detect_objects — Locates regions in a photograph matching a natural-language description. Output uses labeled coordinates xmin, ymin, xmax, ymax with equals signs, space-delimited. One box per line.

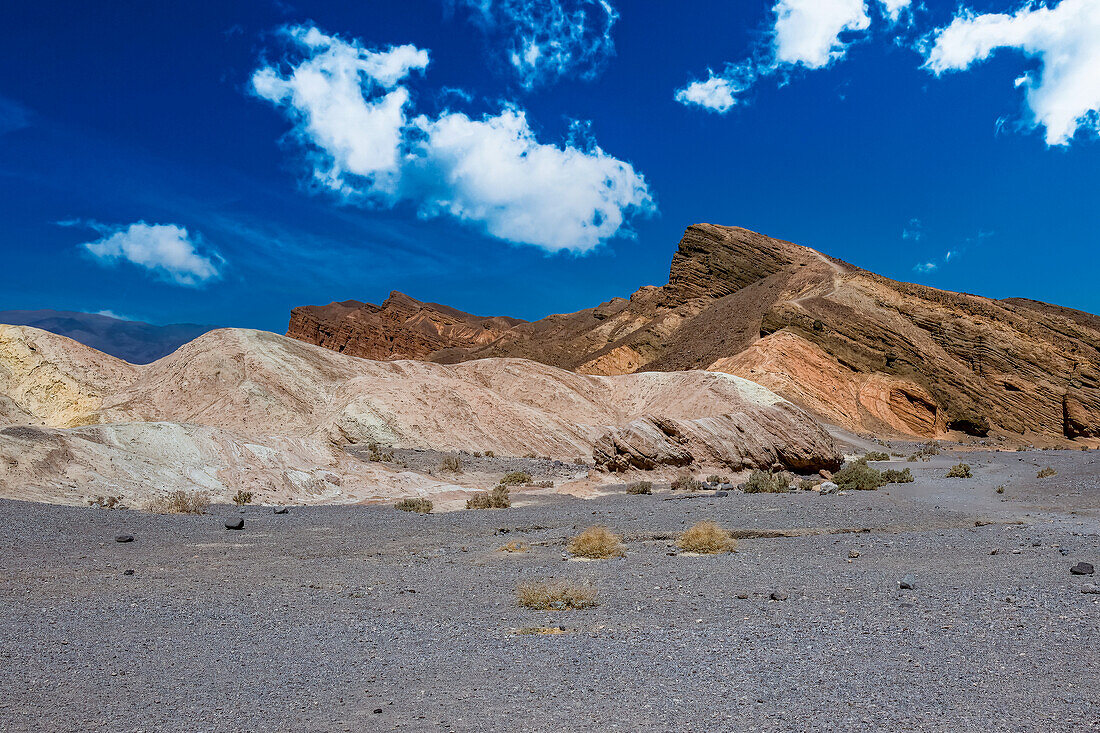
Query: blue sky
xmin=1 ymin=0 xmax=1097 ymax=331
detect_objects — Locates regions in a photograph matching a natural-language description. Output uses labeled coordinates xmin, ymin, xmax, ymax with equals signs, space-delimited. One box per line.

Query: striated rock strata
xmin=287 ymin=224 xmax=1100 ymax=443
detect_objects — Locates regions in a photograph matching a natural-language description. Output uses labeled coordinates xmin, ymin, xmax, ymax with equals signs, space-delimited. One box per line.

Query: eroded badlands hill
xmin=288 ymin=225 xmax=1100 ymax=443
xmin=0 ymin=325 xmax=840 ymax=505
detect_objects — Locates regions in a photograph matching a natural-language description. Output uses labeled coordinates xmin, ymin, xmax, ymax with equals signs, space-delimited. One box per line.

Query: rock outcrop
xmin=593 ymin=408 xmax=843 ymax=474
xmin=286 ymin=224 xmax=1100 ymax=444
xmin=286 ymin=292 xmax=524 ymax=361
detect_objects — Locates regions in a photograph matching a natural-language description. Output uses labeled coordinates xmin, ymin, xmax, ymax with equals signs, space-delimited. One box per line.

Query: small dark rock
xmin=770 ymin=591 xmax=788 ymax=601
xmin=123 ymin=569 xmax=134 ymax=576
xmin=736 ymin=592 xmax=749 ymax=599
xmin=1081 ymin=583 xmax=1100 ymax=594
xmin=373 ymin=709 xmax=383 ymax=714
xmin=899 ymin=574 xmax=916 ymax=590
xmin=1070 ymin=562 xmax=1094 ymax=576
xmin=225 ymin=518 xmax=244 ymax=530
xmin=273 ymin=506 xmax=289 ymax=514
xmin=714 ymin=490 xmax=728 ymax=497
xmin=115 ymin=535 xmax=134 ymax=543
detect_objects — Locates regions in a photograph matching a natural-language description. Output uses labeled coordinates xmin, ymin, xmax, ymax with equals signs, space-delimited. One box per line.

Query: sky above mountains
xmin=1 ymin=0 xmax=1098 ymax=332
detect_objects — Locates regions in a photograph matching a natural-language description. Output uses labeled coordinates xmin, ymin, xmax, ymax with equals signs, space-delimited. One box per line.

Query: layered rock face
xmin=286 ymin=292 xmax=524 ymax=361
xmin=286 ymin=224 xmax=1100 ymax=443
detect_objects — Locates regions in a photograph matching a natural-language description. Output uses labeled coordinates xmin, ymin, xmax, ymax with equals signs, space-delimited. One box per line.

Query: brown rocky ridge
xmin=287 ymin=224 xmax=1100 ymax=444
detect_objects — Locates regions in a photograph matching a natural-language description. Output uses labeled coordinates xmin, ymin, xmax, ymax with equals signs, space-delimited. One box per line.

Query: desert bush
xmin=466 ymin=485 xmax=511 ymax=509
xmin=911 ymin=442 xmax=941 ymax=461
xmin=365 ymin=442 xmax=394 ymax=462
xmin=678 ymin=521 xmax=737 ymax=554
xmin=799 ymin=478 xmax=819 ymax=491
xmin=1036 ymin=467 xmax=1057 ymax=478
xmin=440 ymin=456 xmax=463 ymax=473
xmin=523 ymin=452 xmax=538 ymax=459
xmin=568 ymin=526 xmax=625 ymax=559
xmin=706 ymin=474 xmax=728 ymax=484
xmin=231 ymin=489 xmax=254 ymax=507
xmin=626 ymin=480 xmax=652 ymax=495
xmin=946 ymin=463 xmax=972 ymax=478
xmin=996 ymin=484 xmax=1005 ymax=494
xmin=516 ymin=579 xmax=598 ymax=610
xmin=500 ymin=541 xmax=529 ymax=553
xmin=395 ymin=497 xmax=433 ymax=513
xmin=473 ymin=451 xmax=482 ymax=458
xmin=906 ymin=454 xmax=918 ymax=462
xmin=500 ymin=471 xmax=532 ymax=486
xmin=88 ymin=495 xmax=123 ymax=509
xmin=743 ymin=469 xmax=792 ymax=493
xmin=833 ymin=461 xmax=885 ymax=491
xmin=671 ymin=475 xmax=703 ymax=491
xmin=531 ymin=480 xmax=554 ymax=488
xmin=574 ymin=457 xmax=587 ymax=465
xmin=145 ymin=490 xmax=210 ymax=514
xmin=882 ymin=468 xmax=914 ymax=484
xmin=484 ymin=450 xmax=495 ymax=458
xmin=864 ymin=451 xmax=890 ymax=462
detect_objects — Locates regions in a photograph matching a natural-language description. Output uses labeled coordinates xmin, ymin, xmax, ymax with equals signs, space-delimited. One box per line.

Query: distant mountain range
xmin=0 ymin=309 xmax=214 ymax=364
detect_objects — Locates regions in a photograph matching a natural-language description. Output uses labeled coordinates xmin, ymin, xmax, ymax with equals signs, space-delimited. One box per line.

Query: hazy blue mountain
xmin=0 ymin=309 xmax=214 ymax=364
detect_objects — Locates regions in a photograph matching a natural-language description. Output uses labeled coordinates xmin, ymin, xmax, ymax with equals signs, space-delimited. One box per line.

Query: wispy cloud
xmin=455 ymin=0 xmax=618 ymax=89
xmin=913 ymin=261 xmax=937 ymax=273
xmin=902 ymin=217 xmax=922 ymax=241
xmin=923 ymin=0 xmax=1100 ymax=146
xmin=676 ymin=0 xmax=912 ymax=112
xmin=251 ymin=24 xmax=653 ymax=253
xmin=67 ymin=221 xmax=223 ymax=286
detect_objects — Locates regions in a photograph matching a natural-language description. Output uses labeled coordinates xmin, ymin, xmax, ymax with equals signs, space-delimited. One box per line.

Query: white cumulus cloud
xmin=78 ymin=222 xmax=222 ymax=286
xmin=252 ymin=27 xmax=428 ymax=198
xmin=676 ymin=0 xmax=911 ymax=112
xmin=457 ymin=0 xmax=618 ymax=89
xmin=252 ymin=24 xmax=652 ymax=253
xmin=674 ymin=67 xmax=755 ymax=113
xmin=924 ymin=0 xmax=1100 ymax=146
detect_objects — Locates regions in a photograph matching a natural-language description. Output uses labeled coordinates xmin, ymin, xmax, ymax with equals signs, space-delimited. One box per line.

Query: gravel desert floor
xmin=1 ymin=447 xmax=1098 ymax=732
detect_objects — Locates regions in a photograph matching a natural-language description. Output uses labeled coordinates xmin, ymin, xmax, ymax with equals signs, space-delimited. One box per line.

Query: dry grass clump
xmin=882 ymin=468 xmax=914 ymax=484
xmin=395 ymin=497 xmax=433 ymax=513
xmin=677 ymin=521 xmax=737 ymax=554
xmin=946 ymin=463 xmax=972 ymax=478
xmin=516 ymin=579 xmax=598 ymax=610
xmin=706 ymin=474 xmax=729 ymax=484
xmin=834 ymin=460 xmax=886 ymax=490
xmin=440 ymin=456 xmax=463 ymax=473
xmin=88 ymin=495 xmax=123 ymax=509
xmin=466 ymin=484 xmax=511 ymax=509
xmin=232 ymin=489 xmax=254 ymax=507
xmin=1036 ymin=467 xmax=1057 ymax=478
xmin=500 ymin=471 xmax=532 ymax=486
xmin=568 ymin=526 xmax=625 ymax=559
xmin=671 ymin=475 xmax=703 ymax=491
xmin=910 ymin=442 xmax=941 ymax=462
xmin=744 ymin=469 xmax=792 ymax=493
xmin=626 ymin=480 xmax=652 ymax=495
xmin=365 ymin=442 xmax=394 ymax=462
xmin=864 ymin=451 xmax=890 ymax=462
xmin=145 ymin=490 xmax=210 ymax=515
xmin=484 ymin=450 xmax=495 ymax=458
xmin=500 ymin=540 xmax=529 ymax=553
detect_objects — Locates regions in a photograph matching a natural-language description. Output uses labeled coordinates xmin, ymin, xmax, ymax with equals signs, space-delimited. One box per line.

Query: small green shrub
xmin=799 ymin=478 xmax=819 ymax=491
xmin=743 ymin=470 xmax=791 ymax=493
xmin=626 ymin=481 xmax=652 ymax=495
xmin=882 ymin=468 xmax=914 ymax=484
xmin=1036 ymin=467 xmax=1057 ymax=478
xmin=500 ymin=471 xmax=531 ymax=486
xmin=232 ymin=489 xmax=254 ymax=507
xmin=833 ymin=461 xmax=885 ymax=491
xmin=466 ymin=485 xmax=511 ymax=509
xmin=946 ymin=463 xmax=972 ymax=478
xmin=671 ymin=475 xmax=703 ymax=491
xmin=395 ymin=497 xmax=433 ymax=513
xmin=864 ymin=451 xmax=890 ymax=462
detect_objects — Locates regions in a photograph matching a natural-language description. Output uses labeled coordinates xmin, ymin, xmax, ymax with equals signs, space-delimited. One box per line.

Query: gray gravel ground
xmin=1 ymin=448 xmax=1098 ymax=732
